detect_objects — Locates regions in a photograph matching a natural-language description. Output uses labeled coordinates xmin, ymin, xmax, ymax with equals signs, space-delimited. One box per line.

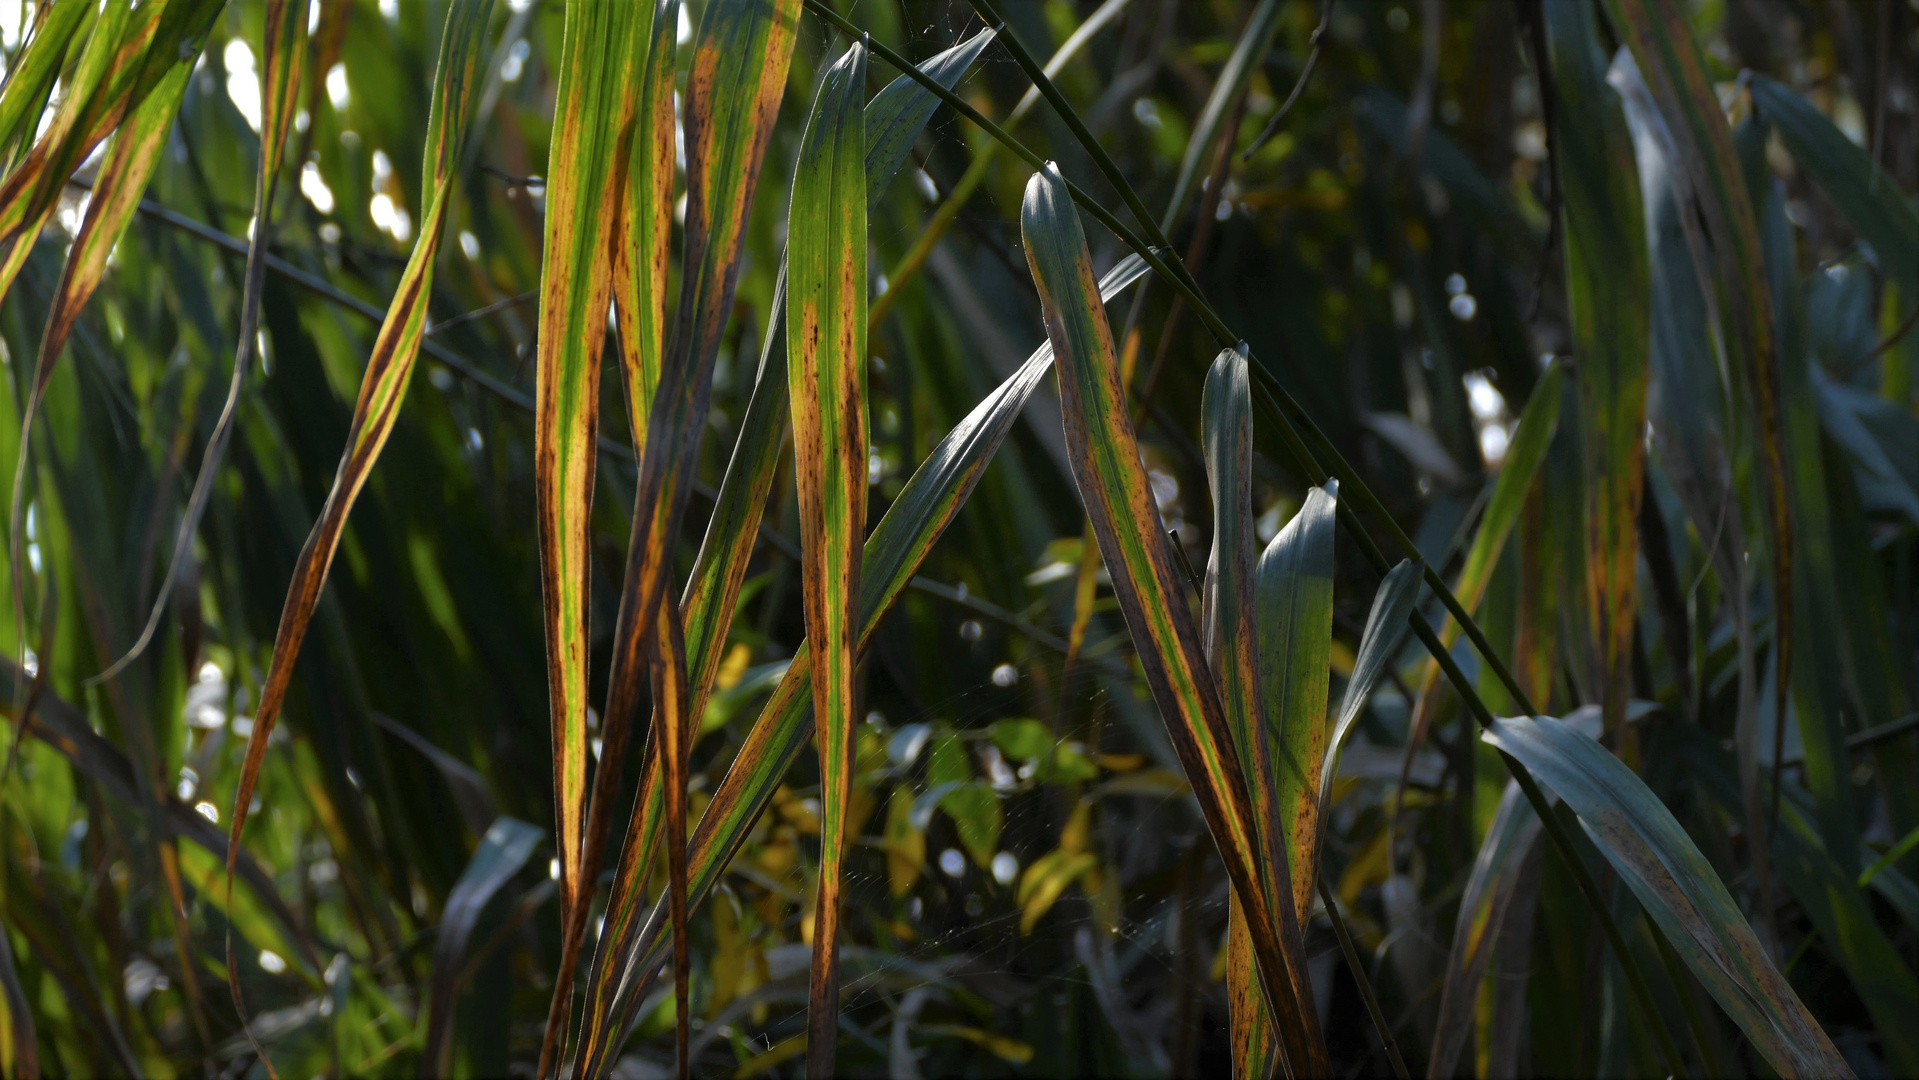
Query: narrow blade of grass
xmin=609 ymin=0 xmax=681 ymax=452
xmin=422 ymin=818 xmax=544 ymax=1075
xmin=217 ymin=0 xmax=492 ymax=1006
xmin=540 ymin=1 xmax=671 ymax=1069
xmin=0 ymin=0 xmax=94 ymax=167
xmin=568 ymin=35 xmax=999 ymax=1076
xmin=1599 ymin=0 xmax=1794 ymax=777
xmin=593 ymin=1 xmax=800 ymax=842
xmin=785 ymin=41 xmax=868 ymax=1079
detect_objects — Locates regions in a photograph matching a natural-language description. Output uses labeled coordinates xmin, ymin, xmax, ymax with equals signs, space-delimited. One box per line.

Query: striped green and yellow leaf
xmin=566 ymin=30 xmax=995 ymax=1076
xmin=1200 ymin=343 xmax=1280 ymax=1080
xmin=223 ymin=0 xmax=491 ymax=934
xmin=784 ymin=39 xmax=868 ymax=1078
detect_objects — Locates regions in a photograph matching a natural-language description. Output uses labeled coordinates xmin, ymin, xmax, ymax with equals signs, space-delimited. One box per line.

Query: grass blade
xmin=570 ymin=7 xmax=801 ymax=1054
xmin=609 ymin=0 xmax=680 ymax=451
xmin=573 ymin=254 xmax=1150 ymax=1079
xmin=1744 ymin=126 xmax=1861 ymax=875
xmin=1545 ymin=0 xmax=1650 ymax=751
xmin=594 ymin=0 xmax=800 ymax=838
xmin=7 ymin=0 xmax=220 ymax=688
xmin=567 ymin=36 xmax=999 ymax=1075
xmin=1483 ymin=714 xmax=1852 ymax=1078
xmin=1200 ymin=344 xmax=1278 ymax=1080
xmin=1258 ymin=482 xmax=1338 ymax=925
xmin=653 ymin=595 xmax=694 ymax=1080
xmin=1021 ymin=162 xmax=1325 ymax=1076
xmin=0 ymin=894 xmax=36 ymax=1080
xmin=0 ymin=0 xmax=218 ymax=299
xmin=533 ymin=0 xmax=647 ymax=1045
xmin=219 ymin=0 xmax=493 ymax=989
xmin=1162 ymin=0 xmax=1285 ymax=233
xmin=0 ymin=0 xmax=93 ymax=168
xmin=785 ymin=41 xmax=868 ymax=1079
xmin=539 ymin=1 xmax=672 ymax=1068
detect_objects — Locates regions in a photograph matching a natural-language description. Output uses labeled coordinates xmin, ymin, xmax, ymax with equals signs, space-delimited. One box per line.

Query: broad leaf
xmin=1483 ymin=715 xmax=1852 ymax=1078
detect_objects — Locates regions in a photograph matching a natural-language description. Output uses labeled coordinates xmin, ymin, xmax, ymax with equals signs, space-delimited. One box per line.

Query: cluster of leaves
xmin=0 ymin=0 xmax=1914 ymax=1077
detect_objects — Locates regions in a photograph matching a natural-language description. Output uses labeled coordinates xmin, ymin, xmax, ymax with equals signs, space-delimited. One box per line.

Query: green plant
xmin=0 ymin=0 xmax=1914 ymax=1076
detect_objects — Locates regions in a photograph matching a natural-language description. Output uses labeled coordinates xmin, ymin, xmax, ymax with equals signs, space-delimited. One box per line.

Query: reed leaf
xmin=220 ymin=0 xmax=492 ymax=984
xmin=1021 ymin=161 xmax=1325 ymax=1076
xmin=784 ymin=39 xmax=868 ymax=1077
xmin=572 ymin=253 xmax=1150 ymax=1080
xmin=1483 ymin=714 xmax=1851 ymax=1078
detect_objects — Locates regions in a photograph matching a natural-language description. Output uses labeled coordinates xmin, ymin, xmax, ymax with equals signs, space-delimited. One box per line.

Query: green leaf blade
xmin=1483 ymin=715 xmax=1852 ymax=1078
xmin=784 ymin=40 xmax=868 ymax=1079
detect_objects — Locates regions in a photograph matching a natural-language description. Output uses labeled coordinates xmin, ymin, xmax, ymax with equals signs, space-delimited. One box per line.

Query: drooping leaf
xmin=219 ymin=0 xmax=492 ymax=992
xmin=1021 ymin=161 xmax=1325 ymax=1075
xmin=784 ymin=40 xmax=868 ymax=1079
xmin=1482 ymin=714 xmax=1852 ymax=1078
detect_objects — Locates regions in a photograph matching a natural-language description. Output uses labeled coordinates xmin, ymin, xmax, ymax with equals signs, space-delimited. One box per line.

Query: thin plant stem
xmin=1318 ymin=876 xmax=1411 ymax=1080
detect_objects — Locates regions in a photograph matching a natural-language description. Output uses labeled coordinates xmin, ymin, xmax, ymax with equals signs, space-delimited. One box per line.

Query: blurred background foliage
xmin=0 ymin=0 xmax=1914 ymax=1076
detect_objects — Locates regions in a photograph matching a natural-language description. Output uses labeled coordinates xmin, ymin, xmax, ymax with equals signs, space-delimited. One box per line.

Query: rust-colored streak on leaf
xmin=653 ymin=593 xmax=694 ymax=1080
xmin=596 ymin=0 xmax=799 ymax=774
xmin=532 ymin=0 xmax=652 ymax=1073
